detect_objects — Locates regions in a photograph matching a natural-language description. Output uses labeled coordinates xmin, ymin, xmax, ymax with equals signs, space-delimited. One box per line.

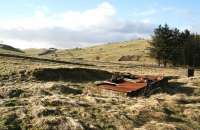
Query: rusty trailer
xmin=96 ymin=74 xmax=168 ymax=96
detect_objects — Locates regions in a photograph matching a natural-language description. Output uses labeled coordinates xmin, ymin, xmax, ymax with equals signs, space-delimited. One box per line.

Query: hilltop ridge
xmin=0 ymin=43 xmax=24 ymax=54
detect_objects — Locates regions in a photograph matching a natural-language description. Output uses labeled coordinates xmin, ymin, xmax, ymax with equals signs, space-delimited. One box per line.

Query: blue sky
xmin=0 ymin=0 xmax=199 ymax=48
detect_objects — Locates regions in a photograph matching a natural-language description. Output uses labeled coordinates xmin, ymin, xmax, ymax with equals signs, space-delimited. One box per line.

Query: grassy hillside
xmin=24 ymin=39 xmax=156 ymax=64
xmin=0 ymin=44 xmax=24 ymax=55
xmin=24 ymin=48 xmax=47 ymax=56
xmin=1 ymin=40 xmax=200 ymax=130
xmin=59 ymin=40 xmax=151 ymax=61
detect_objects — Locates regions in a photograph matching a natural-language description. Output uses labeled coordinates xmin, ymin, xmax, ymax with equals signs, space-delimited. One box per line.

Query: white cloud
xmin=0 ymin=2 xmax=154 ymax=49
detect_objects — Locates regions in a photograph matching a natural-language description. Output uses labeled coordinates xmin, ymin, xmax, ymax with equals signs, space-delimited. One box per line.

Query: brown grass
xmin=0 ymin=40 xmax=200 ymax=130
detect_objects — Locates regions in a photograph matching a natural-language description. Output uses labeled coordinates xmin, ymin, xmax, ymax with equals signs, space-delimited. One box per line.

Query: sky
xmin=0 ymin=0 xmax=199 ymax=48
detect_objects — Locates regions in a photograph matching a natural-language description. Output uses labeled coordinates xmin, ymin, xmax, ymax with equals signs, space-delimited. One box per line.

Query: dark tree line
xmin=150 ymin=24 xmax=200 ymax=67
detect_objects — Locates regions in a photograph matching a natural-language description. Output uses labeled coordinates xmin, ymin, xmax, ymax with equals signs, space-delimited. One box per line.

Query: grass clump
xmin=0 ymin=113 xmax=21 ymax=130
xmin=2 ymin=99 xmax=27 ymax=107
xmin=32 ymin=116 xmax=84 ymax=130
xmin=49 ymin=84 xmax=82 ymax=95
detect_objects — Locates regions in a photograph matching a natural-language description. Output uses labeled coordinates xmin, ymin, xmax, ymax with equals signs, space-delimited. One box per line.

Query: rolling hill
xmin=0 ymin=40 xmax=154 ymax=64
xmin=24 ymin=39 xmax=156 ymax=64
xmin=0 ymin=44 xmax=24 ymax=55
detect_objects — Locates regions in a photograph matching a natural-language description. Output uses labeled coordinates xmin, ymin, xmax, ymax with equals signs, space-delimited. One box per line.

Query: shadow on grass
xmin=31 ymin=68 xmax=112 ymax=83
xmin=154 ymin=82 xmax=195 ymax=96
xmin=49 ymin=84 xmax=83 ymax=95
